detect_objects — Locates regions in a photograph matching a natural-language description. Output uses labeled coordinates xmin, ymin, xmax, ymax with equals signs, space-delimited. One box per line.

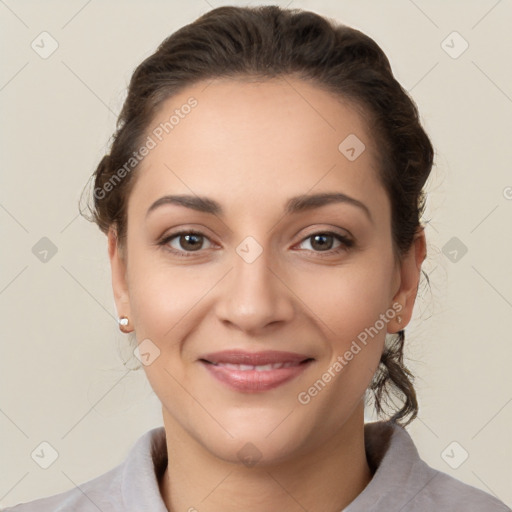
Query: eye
xmin=158 ymin=229 xmax=353 ymax=258
xmin=296 ymin=231 xmax=353 ymax=255
xmin=159 ymin=230 xmax=214 ymax=257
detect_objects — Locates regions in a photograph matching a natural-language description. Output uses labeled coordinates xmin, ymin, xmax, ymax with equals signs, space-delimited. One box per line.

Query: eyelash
xmin=157 ymin=230 xmax=354 ymax=258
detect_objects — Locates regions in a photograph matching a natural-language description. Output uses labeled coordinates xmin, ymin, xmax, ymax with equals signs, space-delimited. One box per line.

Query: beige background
xmin=1 ymin=0 xmax=511 ymax=508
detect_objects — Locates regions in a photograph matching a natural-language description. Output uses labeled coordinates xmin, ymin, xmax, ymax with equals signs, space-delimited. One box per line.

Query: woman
xmin=5 ymin=5 xmax=510 ymax=511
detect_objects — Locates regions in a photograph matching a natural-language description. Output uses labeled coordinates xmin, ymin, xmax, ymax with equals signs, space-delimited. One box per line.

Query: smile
xmin=209 ymin=361 xmax=302 ymax=371
xmin=199 ymin=350 xmax=314 ymax=392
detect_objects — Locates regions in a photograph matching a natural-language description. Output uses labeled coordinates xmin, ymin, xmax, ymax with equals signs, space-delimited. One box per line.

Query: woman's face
xmin=109 ymin=76 xmax=424 ymax=464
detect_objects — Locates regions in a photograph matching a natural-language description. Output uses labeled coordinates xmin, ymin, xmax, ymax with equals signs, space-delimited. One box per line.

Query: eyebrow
xmin=145 ymin=192 xmax=373 ymax=223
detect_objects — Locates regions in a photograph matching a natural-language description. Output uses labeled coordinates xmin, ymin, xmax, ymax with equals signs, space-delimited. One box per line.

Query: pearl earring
xmin=118 ymin=316 xmax=130 ymax=332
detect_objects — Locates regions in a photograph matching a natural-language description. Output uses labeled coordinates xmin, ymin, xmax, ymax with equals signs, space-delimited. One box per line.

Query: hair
xmin=80 ymin=5 xmax=434 ymax=427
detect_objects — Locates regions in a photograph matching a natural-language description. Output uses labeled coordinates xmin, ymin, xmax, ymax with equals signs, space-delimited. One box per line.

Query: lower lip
xmin=201 ymin=360 xmax=313 ymax=392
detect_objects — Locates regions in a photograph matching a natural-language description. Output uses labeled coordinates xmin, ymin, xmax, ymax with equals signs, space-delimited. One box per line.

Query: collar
xmin=119 ymin=421 xmax=427 ymax=511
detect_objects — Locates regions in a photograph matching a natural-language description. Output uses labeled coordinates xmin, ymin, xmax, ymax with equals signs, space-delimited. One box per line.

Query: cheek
xmin=292 ymin=249 xmax=395 ymax=401
xmin=126 ymin=246 xmax=210 ymax=340
xmin=294 ymin=258 xmax=395 ymax=344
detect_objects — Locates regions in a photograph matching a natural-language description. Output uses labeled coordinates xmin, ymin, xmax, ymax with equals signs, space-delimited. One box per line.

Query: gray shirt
xmin=3 ymin=421 xmax=510 ymax=511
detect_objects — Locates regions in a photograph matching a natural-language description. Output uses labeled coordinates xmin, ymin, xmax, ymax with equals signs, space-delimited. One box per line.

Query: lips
xmin=199 ymin=350 xmax=314 ymax=392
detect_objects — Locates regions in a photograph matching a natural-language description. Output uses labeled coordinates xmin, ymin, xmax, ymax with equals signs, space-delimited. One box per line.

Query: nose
xmin=214 ymin=243 xmax=295 ymax=335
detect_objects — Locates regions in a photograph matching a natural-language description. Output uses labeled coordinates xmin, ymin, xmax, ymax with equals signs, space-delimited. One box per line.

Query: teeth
xmin=254 ymin=364 xmax=274 ymax=371
xmin=216 ymin=362 xmax=297 ymax=371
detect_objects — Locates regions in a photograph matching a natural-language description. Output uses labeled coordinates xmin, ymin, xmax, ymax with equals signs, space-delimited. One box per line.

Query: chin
xmin=205 ymin=432 xmax=310 ymax=468
xmin=195 ymin=406 xmax=321 ymax=467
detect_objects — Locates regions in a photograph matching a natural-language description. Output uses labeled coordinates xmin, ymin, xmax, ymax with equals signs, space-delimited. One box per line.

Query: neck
xmin=159 ymin=404 xmax=373 ymax=512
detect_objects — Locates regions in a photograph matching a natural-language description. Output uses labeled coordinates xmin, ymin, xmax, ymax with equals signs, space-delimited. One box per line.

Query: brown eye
xmin=159 ymin=231 xmax=214 ymax=257
xmin=309 ymin=233 xmax=335 ymax=251
xmin=176 ymin=233 xmax=204 ymax=251
xmin=297 ymin=231 xmax=353 ymax=255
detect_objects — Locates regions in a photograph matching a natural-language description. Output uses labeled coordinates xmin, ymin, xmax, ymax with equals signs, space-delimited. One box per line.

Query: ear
xmin=108 ymin=227 xmax=132 ymax=328
xmin=387 ymin=226 xmax=427 ymax=333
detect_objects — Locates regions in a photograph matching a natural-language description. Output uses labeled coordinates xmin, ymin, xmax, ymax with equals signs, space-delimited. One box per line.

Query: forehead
xmin=127 ymin=76 xmax=389 ymax=222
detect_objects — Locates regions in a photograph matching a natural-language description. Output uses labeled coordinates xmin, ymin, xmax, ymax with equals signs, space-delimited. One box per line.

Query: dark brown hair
xmin=80 ymin=5 xmax=434 ymax=426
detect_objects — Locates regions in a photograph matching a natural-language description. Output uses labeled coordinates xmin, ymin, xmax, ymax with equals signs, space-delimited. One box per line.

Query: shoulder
xmin=1 ymin=464 xmax=122 ymax=512
xmin=345 ymin=421 xmax=511 ymax=511
xmin=407 ymin=462 xmax=511 ymax=511
xmin=1 ymin=426 xmax=168 ymax=512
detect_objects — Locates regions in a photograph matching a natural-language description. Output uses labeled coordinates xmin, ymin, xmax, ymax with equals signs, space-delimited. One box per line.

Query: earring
xmin=397 ymin=315 xmax=402 ymax=325
xmin=118 ymin=316 xmax=130 ymax=333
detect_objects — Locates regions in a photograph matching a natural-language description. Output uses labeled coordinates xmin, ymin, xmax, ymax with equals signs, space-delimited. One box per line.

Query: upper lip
xmin=199 ymin=350 xmax=314 ymax=366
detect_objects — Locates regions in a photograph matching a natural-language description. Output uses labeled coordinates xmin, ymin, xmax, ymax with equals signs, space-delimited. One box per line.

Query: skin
xmin=108 ymin=76 xmax=426 ymax=512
